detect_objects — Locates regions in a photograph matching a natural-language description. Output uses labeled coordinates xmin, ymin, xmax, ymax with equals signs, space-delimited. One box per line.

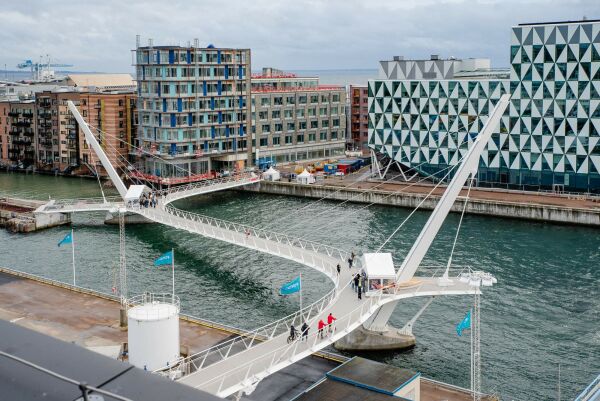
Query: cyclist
xmin=288 ymin=324 xmax=299 ymax=343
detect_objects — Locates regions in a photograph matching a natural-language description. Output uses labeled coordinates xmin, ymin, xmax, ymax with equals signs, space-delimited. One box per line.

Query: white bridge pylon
xmin=36 ymin=98 xmax=509 ymax=398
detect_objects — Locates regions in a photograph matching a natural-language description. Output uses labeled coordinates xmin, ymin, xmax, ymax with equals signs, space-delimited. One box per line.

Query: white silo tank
xmin=127 ymin=293 xmax=180 ymax=371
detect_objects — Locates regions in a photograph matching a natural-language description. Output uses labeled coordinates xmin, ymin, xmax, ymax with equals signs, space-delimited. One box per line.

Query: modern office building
xmin=348 ymin=85 xmax=369 ymax=154
xmin=369 ymin=19 xmax=600 ymax=192
xmin=134 ymin=39 xmax=252 ymax=179
xmin=251 ymin=68 xmax=346 ymax=164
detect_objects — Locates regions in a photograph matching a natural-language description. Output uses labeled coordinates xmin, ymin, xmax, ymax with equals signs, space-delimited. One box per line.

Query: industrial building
xmin=251 ymin=68 xmax=346 ymax=165
xmin=368 ymin=20 xmax=600 ymax=193
xmin=134 ymin=38 xmax=252 ymax=180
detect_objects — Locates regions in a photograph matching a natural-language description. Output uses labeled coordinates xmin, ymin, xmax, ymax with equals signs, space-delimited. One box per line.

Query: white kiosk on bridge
xmin=34 ymin=96 xmax=510 ymax=399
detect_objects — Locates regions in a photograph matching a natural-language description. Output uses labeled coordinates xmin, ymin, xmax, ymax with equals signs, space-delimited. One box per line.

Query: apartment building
xmin=35 ymin=90 xmax=81 ymax=172
xmin=348 ymin=85 xmax=369 ymax=154
xmin=134 ymin=40 xmax=252 ymax=179
xmin=0 ymin=102 xmax=10 ymax=164
xmin=251 ymin=69 xmax=346 ymax=164
xmin=78 ymin=92 xmax=137 ymax=176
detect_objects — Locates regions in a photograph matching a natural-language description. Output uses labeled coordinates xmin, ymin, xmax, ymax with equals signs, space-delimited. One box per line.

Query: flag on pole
xmin=154 ymin=250 xmax=173 ymax=266
xmin=58 ymin=232 xmax=73 ymax=247
xmin=456 ymin=310 xmax=472 ymax=337
xmin=279 ymin=276 xmax=301 ymax=295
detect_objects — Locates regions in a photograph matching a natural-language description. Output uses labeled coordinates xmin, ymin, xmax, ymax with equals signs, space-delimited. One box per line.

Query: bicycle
xmin=287 ymin=329 xmax=300 ymax=344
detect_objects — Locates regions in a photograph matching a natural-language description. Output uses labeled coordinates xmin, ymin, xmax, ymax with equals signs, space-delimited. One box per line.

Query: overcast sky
xmin=1 ymin=0 xmax=599 ymax=73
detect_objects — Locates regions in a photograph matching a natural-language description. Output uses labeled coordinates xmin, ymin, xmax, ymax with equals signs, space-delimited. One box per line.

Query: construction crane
xmin=16 ymin=55 xmax=73 ymax=82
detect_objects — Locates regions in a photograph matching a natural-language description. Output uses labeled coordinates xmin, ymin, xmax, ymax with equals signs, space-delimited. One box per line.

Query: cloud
xmin=1 ymin=0 xmax=599 ymax=73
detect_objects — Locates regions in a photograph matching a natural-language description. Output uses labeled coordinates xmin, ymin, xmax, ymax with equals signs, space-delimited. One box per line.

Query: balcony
xmin=14 ymin=139 xmax=32 ymax=146
xmin=38 ymin=111 xmax=52 ymax=119
xmin=22 ymin=111 xmax=34 ymax=118
xmin=39 ymin=102 xmax=51 ymax=109
xmin=39 ymin=140 xmax=53 ymax=147
xmin=8 ymin=111 xmax=19 ymax=117
xmin=23 ymin=129 xmax=35 ymax=137
xmin=15 ymin=121 xmax=31 ymax=127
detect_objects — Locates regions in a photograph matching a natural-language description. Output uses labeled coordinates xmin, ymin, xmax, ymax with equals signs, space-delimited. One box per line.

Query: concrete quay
xmin=0 ymin=196 xmax=70 ymax=232
xmin=0 ymin=266 xmax=489 ymax=401
xmin=242 ymin=180 xmax=600 ymax=226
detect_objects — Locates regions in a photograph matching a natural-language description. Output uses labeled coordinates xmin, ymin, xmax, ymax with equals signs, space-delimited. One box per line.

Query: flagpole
xmin=299 ymin=273 xmax=303 ymax=319
xmin=71 ymin=228 xmax=76 ymax=286
xmin=470 ymin=306 xmax=474 ymax=398
xmin=171 ymin=248 xmax=175 ymax=302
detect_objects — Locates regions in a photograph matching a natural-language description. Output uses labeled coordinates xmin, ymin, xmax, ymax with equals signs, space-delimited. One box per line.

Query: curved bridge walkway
xmin=36 ymin=173 xmax=477 ymax=398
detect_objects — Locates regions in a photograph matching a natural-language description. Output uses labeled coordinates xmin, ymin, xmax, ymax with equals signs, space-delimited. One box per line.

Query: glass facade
xmin=369 ymin=20 xmax=600 ymax=192
xmin=135 ymin=45 xmax=251 ymax=177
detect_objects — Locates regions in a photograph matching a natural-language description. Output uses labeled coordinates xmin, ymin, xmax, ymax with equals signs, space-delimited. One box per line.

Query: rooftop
xmin=517 ymin=18 xmax=600 ymax=26
xmin=66 ymin=73 xmax=136 ymax=89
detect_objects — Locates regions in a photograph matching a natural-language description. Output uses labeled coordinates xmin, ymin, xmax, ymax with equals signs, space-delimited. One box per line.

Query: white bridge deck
xmin=36 ymin=172 xmax=478 ymax=397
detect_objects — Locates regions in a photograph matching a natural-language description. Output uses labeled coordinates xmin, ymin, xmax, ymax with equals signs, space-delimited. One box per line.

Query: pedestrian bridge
xmin=33 ymin=96 xmax=509 ymax=398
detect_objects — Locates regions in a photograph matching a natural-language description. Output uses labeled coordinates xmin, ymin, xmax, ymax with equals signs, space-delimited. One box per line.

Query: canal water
xmin=0 ymin=171 xmax=598 ymax=400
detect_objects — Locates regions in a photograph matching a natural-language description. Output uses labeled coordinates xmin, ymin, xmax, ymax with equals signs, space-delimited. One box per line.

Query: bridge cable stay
xmin=279 ymin=124 xmax=478 ymax=238
xmin=260 ymin=129 xmax=477 ymax=233
xmin=301 ymin=141 xmax=473 ymax=245
xmin=375 ymin=159 xmax=462 ymax=254
xmin=85 ymin=129 xmax=107 ymax=203
xmin=85 ymin=122 xmax=199 ymax=184
xmin=275 ymin=157 xmax=448 ymax=235
xmin=441 ymin=174 xmax=474 ymax=283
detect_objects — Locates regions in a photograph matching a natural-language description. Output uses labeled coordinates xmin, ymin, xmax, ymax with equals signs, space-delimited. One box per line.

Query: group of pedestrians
xmin=140 ymin=191 xmax=159 ymax=208
xmin=289 ymin=313 xmax=337 ymax=342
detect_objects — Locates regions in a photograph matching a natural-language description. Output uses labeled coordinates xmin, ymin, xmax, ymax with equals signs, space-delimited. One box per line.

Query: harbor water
xmin=0 ymin=171 xmax=598 ymax=400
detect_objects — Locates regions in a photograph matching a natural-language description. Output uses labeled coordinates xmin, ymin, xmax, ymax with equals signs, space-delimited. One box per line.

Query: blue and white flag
xmin=456 ymin=310 xmax=471 ymax=337
xmin=279 ymin=276 xmax=301 ymax=295
xmin=58 ymin=232 xmax=72 ymax=247
xmin=154 ymin=250 xmax=173 ymax=266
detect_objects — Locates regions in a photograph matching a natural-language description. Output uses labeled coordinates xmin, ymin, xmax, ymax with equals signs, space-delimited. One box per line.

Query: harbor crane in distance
xmin=17 ymin=55 xmax=74 ymax=81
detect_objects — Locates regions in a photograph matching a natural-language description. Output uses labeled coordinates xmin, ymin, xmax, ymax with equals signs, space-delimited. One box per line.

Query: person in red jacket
xmin=327 ymin=313 xmax=336 ymax=334
xmin=318 ymin=319 xmax=326 ymax=339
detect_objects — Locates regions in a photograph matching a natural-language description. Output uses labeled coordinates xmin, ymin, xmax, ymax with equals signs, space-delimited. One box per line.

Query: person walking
xmin=357 ymin=277 xmax=363 ymax=299
xmin=317 ymin=319 xmax=326 ymax=339
xmin=347 ymin=256 xmax=353 ymax=269
xmin=358 ymin=285 xmax=362 ymax=300
xmin=353 ymin=273 xmax=360 ymax=292
xmin=301 ymin=321 xmax=309 ymax=341
xmin=327 ymin=313 xmax=336 ymax=334
xmin=336 ymin=264 xmax=341 ymax=275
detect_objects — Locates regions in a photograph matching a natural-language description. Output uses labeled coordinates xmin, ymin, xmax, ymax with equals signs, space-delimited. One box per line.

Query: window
xmin=259 ymin=138 xmax=268 ymax=147
xmin=320 ymin=131 xmax=327 ymax=140
xmin=320 ymin=107 xmax=327 ymax=116
xmin=332 ymin=118 xmax=339 ymax=127
xmin=310 ymin=95 xmax=319 ymax=104
xmin=296 ymin=109 xmax=305 ymax=118
xmin=261 ymin=98 xmax=269 ymax=106
xmin=287 ymin=122 xmax=295 ymax=131
xmin=284 ymin=109 xmax=293 ymax=119
xmin=299 ymin=96 xmax=307 ymax=105
xmin=285 ymin=135 xmax=292 ymax=144
xmin=274 ymin=123 xmax=283 ymax=132
xmin=299 ymin=121 xmax=307 ymax=130
xmin=273 ymin=136 xmax=280 ymax=146
xmin=261 ymin=124 xmax=270 ymax=133
xmin=286 ymin=96 xmax=295 ymax=105
xmin=273 ymin=97 xmax=283 ymax=106
xmin=259 ymin=111 xmax=267 ymax=120
xmin=310 ymin=120 xmax=318 ymax=129
xmin=297 ymin=134 xmax=304 ymax=143
xmin=272 ymin=110 xmax=281 ymax=119
xmin=332 ymin=94 xmax=340 ymax=102
xmin=308 ymin=132 xmax=316 ymax=142
xmin=321 ymin=120 xmax=329 ymax=128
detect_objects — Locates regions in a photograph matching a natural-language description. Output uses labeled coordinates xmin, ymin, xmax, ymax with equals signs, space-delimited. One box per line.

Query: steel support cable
xmin=301 ymin=149 xmax=470 ymax=238
xmin=275 ymin=154 xmax=441 ymax=234
xmin=257 ymin=167 xmax=376 ymax=231
xmin=85 ymin=122 xmax=196 ymax=179
xmin=443 ymin=173 xmax=474 ymax=277
xmin=375 ymin=161 xmax=460 ymax=253
xmin=0 ymin=350 xmax=134 ymax=401
xmin=280 ymin=130 xmax=475 ymax=237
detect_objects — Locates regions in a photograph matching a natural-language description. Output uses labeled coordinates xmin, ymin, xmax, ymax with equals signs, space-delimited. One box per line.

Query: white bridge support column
xmin=336 ymin=94 xmax=511 ymax=352
xmin=67 ymin=101 xmax=128 ymax=200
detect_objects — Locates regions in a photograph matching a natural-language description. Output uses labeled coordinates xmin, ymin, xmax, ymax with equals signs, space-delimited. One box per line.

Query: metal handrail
xmin=192 ymin=278 xmax=436 ymax=397
xmin=159 ymin=172 xmax=260 ymax=202
xmin=575 ymin=373 xmax=600 ymax=401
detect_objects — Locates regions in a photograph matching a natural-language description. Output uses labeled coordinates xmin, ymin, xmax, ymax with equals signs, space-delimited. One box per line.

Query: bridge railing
xmin=157 ymin=204 xmax=350 ymax=262
xmin=39 ymin=196 xmax=123 ymax=212
xmin=194 ymin=279 xmax=428 ymax=397
xmin=159 ymin=172 xmax=260 ymax=203
xmin=156 ymin=281 xmax=345 ymax=378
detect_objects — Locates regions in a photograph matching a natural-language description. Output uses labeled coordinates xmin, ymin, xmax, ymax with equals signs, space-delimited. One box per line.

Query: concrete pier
xmin=334 ymin=324 xmax=416 ymax=351
xmin=243 ymin=180 xmax=600 ymax=226
xmin=0 ymin=197 xmax=70 ymax=232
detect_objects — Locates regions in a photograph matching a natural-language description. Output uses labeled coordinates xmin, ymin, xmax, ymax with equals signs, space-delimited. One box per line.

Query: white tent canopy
xmin=362 ymin=253 xmax=396 ymax=279
xmin=124 ymin=185 xmax=151 ymax=202
xmin=263 ymin=166 xmax=281 ymax=181
xmin=296 ymin=169 xmax=315 ymax=185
